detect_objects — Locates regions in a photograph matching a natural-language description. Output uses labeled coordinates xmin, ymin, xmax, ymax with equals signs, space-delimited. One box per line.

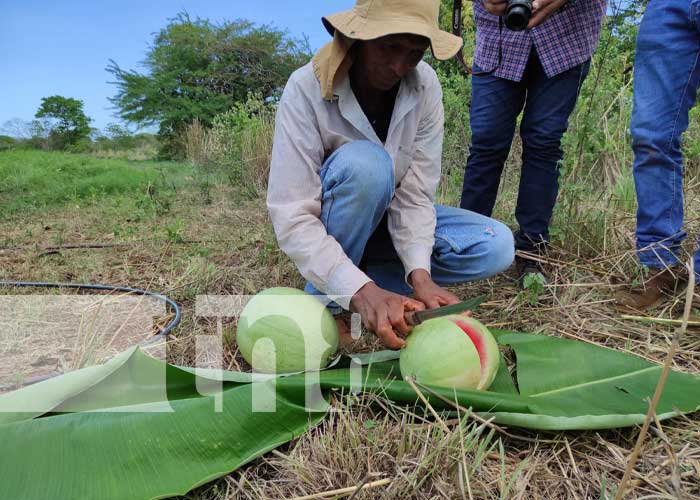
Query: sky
xmin=0 ymin=0 xmax=355 ymax=134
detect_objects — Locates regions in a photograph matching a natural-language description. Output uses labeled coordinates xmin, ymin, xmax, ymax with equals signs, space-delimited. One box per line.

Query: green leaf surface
xmin=0 ymin=348 xmax=326 ymax=500
xmin=491 ymin=330 xmax=700 ymax=423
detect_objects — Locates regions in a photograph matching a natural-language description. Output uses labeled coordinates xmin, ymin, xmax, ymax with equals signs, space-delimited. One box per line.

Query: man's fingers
xmin=527 ymin=11 xmax=547 ymax=28
xmin=527 ymin=0 xmax=564 ymax=28
xmin=438 ymin=294 xmax=461 ymax=306
xmin=376 ymin=322 xmax=406 ymax=349
xmin=425 ymin=299 xmax=441 ymax=309
xmin=388 ymin=305 xmax=411 ymax=337
xmin=372 ymin=307 xmax=404 ymax=349
xmin=361 ymin=307 xmax=377 ymax=335
xmin=404 ymin=298 xmax=426 ymax=311
xmin=484 ymin=0 xmax=507 ymax=15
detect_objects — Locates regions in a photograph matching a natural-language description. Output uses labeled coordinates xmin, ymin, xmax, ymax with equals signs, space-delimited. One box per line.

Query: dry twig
xmin=614 ymin=259 xmax=696 ymax=499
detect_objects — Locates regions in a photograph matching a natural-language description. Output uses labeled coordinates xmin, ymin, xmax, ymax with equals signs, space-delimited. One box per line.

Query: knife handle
xmin=405 ymin=310 xmax=421 ymax=327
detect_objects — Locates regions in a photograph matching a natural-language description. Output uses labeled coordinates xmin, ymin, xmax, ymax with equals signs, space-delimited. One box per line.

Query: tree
xmin=0 ymin=118 xmax=34 ymax=139
xmin=107 ymin=12 xmax=311 ymax=157
xmin=35 ymin=95 xmax=92 ymax=149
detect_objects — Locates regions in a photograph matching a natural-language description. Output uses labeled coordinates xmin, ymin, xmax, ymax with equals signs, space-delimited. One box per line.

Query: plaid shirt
xmin=473 ymin=0 xmax=607 ymax=81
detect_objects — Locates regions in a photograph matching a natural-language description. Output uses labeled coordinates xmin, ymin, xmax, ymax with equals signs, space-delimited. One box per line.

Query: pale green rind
xmin=400 ymin=317 xmax=482 ymax=390
xmin=237 ymin=287 xmax=339 ymax=373
xmin=443 ymin=315 xmax=500 ymax=390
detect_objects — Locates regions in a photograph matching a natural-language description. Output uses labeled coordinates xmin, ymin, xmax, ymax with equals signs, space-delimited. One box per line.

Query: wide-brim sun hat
xmin=321 ymin=0 xmax=463 ymax=61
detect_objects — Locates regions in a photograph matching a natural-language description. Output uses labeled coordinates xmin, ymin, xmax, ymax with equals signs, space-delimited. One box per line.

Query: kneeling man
xmin=267 ymin=0 xmax=514 ymax=349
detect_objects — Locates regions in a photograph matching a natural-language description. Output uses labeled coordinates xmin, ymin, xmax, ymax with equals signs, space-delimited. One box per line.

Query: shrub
xmin=211 ymin=93 xmax=275 ymax=195
xmin=0 ymin=135 xmax=17 ymax=151
xmin=182 ymin=93 xmax=276 ymax=199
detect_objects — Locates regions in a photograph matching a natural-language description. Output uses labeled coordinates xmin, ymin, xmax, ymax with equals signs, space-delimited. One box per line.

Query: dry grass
xmin=183 ymin=109 xmax=274 ymax=199
xmin=237 ymin=112 xmax=274 ymax=196
xmin=1 ymin=151 xmax=699 ymax=498
xmin=184 ymin=119 xmax=224 ymax=170
xmin=92 ymin=143 xmax=158 ymax=161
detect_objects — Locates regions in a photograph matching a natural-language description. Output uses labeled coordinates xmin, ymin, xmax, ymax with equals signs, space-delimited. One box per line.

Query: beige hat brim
xmin=322 ymin=11 xmax=463 ymax=61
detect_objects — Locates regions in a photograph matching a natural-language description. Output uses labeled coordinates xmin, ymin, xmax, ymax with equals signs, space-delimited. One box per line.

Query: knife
xmin=404 ymin=295 xmax=486 ymax=327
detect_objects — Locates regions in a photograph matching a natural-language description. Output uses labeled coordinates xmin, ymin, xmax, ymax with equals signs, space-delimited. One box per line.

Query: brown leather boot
xmin=615 ymin=267 xmax=686 ymax=312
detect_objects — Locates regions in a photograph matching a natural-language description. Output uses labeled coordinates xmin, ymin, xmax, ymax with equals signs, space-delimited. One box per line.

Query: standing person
xmin=616 ymin=0 xmax=700 ymax=310
xmin=267 ymin=0 xmax=515 ymax=350
xmin=460 ymin=0 xmax=606 ymax=285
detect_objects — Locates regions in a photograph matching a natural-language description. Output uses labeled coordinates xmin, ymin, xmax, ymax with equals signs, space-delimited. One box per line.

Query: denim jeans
xmin=460 ymin=50 xmax=590 ymax=253
xmin=631 ymin=0 xmax=700 ymax=276
xmin=304 ymin=140 xmax=514 ymax=304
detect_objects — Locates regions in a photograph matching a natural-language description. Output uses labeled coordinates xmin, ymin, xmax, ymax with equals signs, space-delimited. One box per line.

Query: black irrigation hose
xmin=0 ymin=281 xmax=181 ymax=390
xmin=0 ymin=281 xmax=182 ymax=337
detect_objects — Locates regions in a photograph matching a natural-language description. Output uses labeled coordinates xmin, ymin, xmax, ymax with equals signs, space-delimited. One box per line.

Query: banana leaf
xmin=1 ymin=331 xmax=699 ymax=500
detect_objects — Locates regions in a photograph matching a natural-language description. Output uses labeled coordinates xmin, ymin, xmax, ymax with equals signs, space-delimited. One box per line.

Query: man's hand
xmin=409 ymin=270 xmax=460 ymax=309
xmin=528 ymin=0 xmax=568 ymax=28
xmin=484 ymin=0 xmax=508 ymax=16
xmin=350 ymin=282 xmax=426 ymax=350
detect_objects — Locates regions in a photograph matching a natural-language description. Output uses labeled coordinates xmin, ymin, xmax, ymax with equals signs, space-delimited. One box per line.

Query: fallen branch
xmin=515 ymin=250 xmax=618 ymax=279
xmin=288 ymin=478 xmax=391 ymax=500
xmin=620 ymin=314 xmax=700 ymax=328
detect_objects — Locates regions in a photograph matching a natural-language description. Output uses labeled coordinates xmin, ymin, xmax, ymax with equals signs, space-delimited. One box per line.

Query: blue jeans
xmin=304 ymin=141 xmax=514 ymax=302
xmin=631 ymin=0 xmax=700 ymax=276
xmin=460 ymin=50 xmax=590 ymax=252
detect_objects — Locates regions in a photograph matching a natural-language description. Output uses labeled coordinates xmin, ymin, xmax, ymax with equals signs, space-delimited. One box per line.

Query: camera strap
xmin=451 ymin=0 xmax=473 ymax=74
xmin=452 ymin=0 xmax=503 ymax=77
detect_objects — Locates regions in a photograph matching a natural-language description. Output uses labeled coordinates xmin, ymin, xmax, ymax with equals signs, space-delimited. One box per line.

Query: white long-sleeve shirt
xmin=266 ymin=60 xmax=444 ymax=310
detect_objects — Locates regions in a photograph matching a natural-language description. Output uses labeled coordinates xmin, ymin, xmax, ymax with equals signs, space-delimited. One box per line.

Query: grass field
xmin=1 ymin=148 xmax=699 ymax=499
xmin=0 ymin=149 xmax=194 ymax=217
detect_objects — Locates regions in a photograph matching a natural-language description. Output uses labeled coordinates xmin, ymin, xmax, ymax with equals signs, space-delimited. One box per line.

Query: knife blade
xmin=404 ymin=295 xmax=486 ymax=327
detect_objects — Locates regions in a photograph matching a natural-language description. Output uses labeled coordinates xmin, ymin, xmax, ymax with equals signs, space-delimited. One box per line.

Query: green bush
xmin=182 ymin=93 xmax=275 ymax=200
xmin=211 ymin=93 xmax=275 ymax=191
xmin=92 ymin=125 xmax=159 ymax=160
xmin=0 ymin=135 xmax=17 ymax=151
xmin=35 ymin=95 xmax=92 ymax=150
xmin=435 ymin=66 xmax=471 ymax=204
xmin=66 ymin=137 xmax=94 ymax=154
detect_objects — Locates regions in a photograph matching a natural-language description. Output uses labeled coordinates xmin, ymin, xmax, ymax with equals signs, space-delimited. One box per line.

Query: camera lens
xmin=505 ymin=3 xmax=532 ymax=31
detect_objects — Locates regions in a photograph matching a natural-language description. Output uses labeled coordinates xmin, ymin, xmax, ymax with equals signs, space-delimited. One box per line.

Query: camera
xmin=504 ymin=0 xmax=533 ymax=31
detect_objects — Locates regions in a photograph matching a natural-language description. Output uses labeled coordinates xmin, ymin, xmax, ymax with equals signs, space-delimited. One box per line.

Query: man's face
xmin=356 ymin=34 xmax=430 ymax=91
